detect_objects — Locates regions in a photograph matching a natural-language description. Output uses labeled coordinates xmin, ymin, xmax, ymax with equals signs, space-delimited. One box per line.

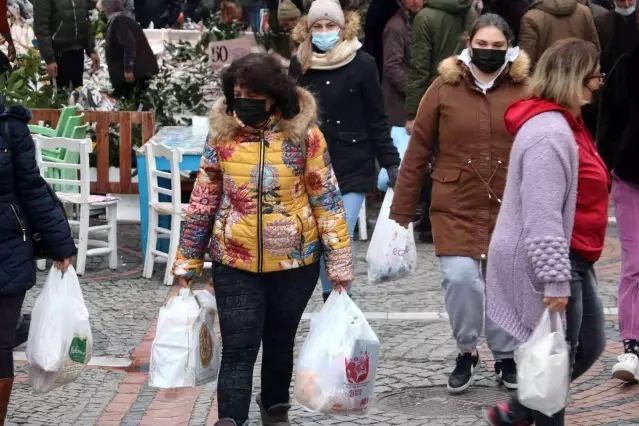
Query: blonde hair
xmin=528 ymin=38 xmax=599 ymax=110
xmin=296 ymin=38 xmax=314 ymax=72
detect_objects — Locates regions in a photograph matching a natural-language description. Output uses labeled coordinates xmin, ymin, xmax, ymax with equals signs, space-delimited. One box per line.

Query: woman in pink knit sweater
xmin=484 ymin=38 xmax=609 ymax=426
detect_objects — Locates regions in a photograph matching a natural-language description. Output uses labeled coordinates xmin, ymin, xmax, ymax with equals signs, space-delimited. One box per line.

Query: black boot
xmin=13 ymin=314 xmax=30 ymax=349
xmin=257 ymin=394 xmax=290 ymax=426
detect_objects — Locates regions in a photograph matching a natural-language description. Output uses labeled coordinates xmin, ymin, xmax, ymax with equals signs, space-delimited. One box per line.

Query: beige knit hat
xmin=307 ymin=0 xmax=345 ymax=28
xmin=278 ymin=0 xmax=302 ymax=21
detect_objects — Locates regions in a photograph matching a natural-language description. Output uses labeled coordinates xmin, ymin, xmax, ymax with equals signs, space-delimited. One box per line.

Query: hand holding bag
xmin=516 ymin=309 xmax=570 ymax=417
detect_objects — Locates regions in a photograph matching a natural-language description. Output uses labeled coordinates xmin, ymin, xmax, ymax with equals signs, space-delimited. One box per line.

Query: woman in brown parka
xmin=390 ymin=14 xmax=530 ymax=394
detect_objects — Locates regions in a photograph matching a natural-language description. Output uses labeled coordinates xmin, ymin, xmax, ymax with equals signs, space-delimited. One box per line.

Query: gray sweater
xmin=486 ymin=111 xmax=579 ymax=343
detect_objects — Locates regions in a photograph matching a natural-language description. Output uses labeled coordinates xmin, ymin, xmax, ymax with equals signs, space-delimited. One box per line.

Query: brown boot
xmin=0 ymin=377 xmax=14 ymax=426
xmin=257 ymin=394 xmax=290 ymax=426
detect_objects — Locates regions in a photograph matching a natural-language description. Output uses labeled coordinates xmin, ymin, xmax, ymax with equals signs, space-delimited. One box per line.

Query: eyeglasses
xmin=587 ymin=73 xmax=606 ymax=82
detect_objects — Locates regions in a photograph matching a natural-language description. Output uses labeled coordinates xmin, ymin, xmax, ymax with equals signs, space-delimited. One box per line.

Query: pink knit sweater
xmin=486 ymin=111 xmax=579 ymax=343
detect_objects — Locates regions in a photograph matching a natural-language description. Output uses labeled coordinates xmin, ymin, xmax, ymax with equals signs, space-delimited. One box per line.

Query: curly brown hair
xmin=221 ymin=53 xmax=300 ymax=120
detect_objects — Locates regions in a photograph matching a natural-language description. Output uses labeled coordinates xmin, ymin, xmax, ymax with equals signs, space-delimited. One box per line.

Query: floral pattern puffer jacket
xmin=173 ymin=88 xmax=353 ymax=282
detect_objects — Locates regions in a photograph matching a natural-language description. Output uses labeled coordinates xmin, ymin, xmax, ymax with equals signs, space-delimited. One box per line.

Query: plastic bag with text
xmin=366 ymin=189 xmax=417 ymax=283
xmin=149 ymin=289 xmax=221 ymax=388
xmin=517 ymin=309 xmax=570 ymax=417
xmin=27 ymin=266 xmax=92 ymax=394
xmin=295 ymin=291 xmax=380 ymax=414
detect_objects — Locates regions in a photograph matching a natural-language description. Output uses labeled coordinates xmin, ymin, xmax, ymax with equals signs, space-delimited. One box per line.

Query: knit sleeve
xmin=520 ymin=139 xmax=572 ymax=298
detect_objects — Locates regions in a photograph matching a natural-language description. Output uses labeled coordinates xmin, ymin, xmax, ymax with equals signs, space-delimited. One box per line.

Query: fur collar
xmin=208 ymin=88 xmax=318 ymax=143
xmin=291 ymin=10 xmax=361 ymax=44
xmin=437 ymin=50 xmax=531 ymax=85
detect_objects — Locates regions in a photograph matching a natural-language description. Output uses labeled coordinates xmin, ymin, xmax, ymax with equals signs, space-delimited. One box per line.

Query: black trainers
xmin=495 ymin=359 xmax=517 ymax=390
xmin=447 ymin=352 xmax=480 ymax=393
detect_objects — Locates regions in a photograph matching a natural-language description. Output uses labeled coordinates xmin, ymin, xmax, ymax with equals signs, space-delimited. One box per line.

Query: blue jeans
xmin=319 ymin=192 xmax=365 ymax=294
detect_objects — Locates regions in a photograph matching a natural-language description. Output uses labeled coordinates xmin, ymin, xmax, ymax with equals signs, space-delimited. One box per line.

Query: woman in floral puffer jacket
xmin=173 ymin=53 xmax=352 ymax=426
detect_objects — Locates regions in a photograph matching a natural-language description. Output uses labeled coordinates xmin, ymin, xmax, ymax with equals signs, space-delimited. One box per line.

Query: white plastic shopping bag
xmin=27 ymin=266 xmax=92 ymax=394
xmin=516 ymin=309 xmax=570 ymax=417
xmin=366 ymin=189 xmax=417 ymax=283
xmin=149 ymin=289 xmax=221 ymax=388
xmin=295 ymin=291 xmax=380 ymax=414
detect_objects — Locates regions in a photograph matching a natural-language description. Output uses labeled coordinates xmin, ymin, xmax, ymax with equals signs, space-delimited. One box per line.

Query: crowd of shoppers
xmin=1 ymin=0 xmax=639 ymax=424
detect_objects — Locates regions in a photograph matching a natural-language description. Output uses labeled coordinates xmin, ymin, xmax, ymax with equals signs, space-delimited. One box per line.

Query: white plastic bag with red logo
xmin=366 ymin=189 xmax=417 ymax=283
xmin=295 ymin=291 xmax=380 ymax=414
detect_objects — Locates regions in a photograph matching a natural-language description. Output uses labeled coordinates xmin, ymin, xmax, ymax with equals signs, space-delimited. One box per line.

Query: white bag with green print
xmin=27 ymin=266 xmax=93 ymax=394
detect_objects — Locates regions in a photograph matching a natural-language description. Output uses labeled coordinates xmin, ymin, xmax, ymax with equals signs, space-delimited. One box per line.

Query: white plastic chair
xmin=33 ymin=135 xmax=120 ymax=276
xmin=143 ymin=142 xmax=209 ymax=285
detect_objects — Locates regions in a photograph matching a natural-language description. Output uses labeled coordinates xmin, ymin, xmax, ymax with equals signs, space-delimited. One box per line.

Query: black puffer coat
xmin=289 ymin=12 xmax=400 ymax=194
xmin=34 ymin=0 xmax=96 ymax=64
xmin=0 ymin=101 xmax=77 ymax=296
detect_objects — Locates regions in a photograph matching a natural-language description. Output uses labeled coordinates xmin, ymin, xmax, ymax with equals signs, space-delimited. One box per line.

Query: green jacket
xmin=405 ymin=0 xmax=476 ymax=119
xmin=34 ymin=0 xmax=96 ymax=64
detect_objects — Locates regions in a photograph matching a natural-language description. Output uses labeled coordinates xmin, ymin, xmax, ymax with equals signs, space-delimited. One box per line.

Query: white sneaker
xmin=612 ymin=353 xmax=639 ymax=382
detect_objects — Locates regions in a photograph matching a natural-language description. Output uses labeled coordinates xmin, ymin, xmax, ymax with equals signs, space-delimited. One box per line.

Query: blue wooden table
xmin=137 ymin=126 xmax=207 ymax=258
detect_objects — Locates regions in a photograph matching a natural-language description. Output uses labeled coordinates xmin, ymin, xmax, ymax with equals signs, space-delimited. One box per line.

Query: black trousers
xmin=214 ymin=262 xmax=319 ymax=424
xmin=56 ymin=49 xmax=85 ymax=91
xmin=0 ymin=292 xmax=26 ymax=379
xmin=509 ymin=254 xmax=606 ymax=425
xmin=111 ymin=78 xmax=151 ymax=99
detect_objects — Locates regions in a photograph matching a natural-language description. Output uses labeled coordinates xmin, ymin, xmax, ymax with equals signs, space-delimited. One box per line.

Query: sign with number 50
xmin=209 ymin=35 xmax=257 ymax=71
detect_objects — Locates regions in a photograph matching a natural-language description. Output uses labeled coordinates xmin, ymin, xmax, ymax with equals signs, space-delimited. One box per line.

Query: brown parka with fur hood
xmin=390 ymin=52 xmax=531 ymax=259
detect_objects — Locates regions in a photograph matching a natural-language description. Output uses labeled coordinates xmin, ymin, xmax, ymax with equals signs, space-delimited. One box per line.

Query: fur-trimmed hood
xmin=437 ymin=50 xmax=531 ymax=85
xmin=291 ymin=10 xmax=361 ymax=44
xmin=208 ymin=87 xmax=318 ymax=143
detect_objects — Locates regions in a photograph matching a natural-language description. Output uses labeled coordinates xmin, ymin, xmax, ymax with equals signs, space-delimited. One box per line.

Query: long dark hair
xmin=221 ymin=53 xmax=300 ymax=119
xmin=468 ymin=13 xmax=515 ymax=45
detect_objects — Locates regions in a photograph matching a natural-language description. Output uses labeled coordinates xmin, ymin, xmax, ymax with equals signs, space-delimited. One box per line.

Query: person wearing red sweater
xmin=0 ymin=0 xmax=15 ymax=63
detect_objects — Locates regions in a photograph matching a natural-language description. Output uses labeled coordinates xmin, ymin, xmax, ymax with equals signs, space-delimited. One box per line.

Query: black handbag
xmin=2 ymin=119 xmax=70 ymax=259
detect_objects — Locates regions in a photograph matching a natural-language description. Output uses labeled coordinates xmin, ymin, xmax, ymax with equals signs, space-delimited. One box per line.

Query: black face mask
xmin=470 ymin=48 xmax=507 ymax=74
xmin=234 ymin=98 xmax=271 ymax=128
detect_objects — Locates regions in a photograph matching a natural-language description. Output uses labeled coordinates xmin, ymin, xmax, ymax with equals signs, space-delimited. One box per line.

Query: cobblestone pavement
xmin=6 ymin=223 xmax=636 ymax=426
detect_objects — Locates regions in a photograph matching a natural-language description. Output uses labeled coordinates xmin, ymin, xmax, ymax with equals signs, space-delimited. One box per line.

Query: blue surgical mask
xmin=615 ymin=4 xmax=636 ymax=16
xmin=312 ymin=30 xmax=340 ymax=52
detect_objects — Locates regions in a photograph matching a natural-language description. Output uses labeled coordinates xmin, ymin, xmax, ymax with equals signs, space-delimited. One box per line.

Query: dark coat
xmin=34 ymin=0 xmax=96 ymax=64
xmin=597 ymin=41 xmax=639 ymax=185
xmin=0 ymin=101 xmax=77 ymax=296
xmin=382 ymin=9 xmax=411 ymax=127
xmin=135 ymin=0 xmax=181 ymax=29
xmin=482 ymin=0 xmax=529 ymax=45
xmin=105 ymin=13 xmax=159 ymax=89
xmin=362 ymin=0 xmax=400 ymax=80
xmin=290 ymin=51 xmax=400 ymax=194
xmin=596 ymin=9 xmax=639 ymax=73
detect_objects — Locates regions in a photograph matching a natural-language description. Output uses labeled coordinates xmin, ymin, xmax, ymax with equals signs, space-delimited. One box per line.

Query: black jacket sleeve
xmin=359 ymin=53 xmax=400 ymax=170
xmin=34 ymin=0 xmax=56 ymax=64
xmin=114 ymin=18 xmax=137 ymax=73
xmin=9 ymin=113 xmax=77 ymax=261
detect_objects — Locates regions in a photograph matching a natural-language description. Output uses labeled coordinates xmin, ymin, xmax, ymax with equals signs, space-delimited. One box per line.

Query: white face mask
xmin=615 ymin=4 xmax=636 ymax=16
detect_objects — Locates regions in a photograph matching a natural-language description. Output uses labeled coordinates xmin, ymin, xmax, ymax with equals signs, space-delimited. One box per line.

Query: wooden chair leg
xmin=76 ymin=204 xmax=90 ymax=275
xmin=107 ymin=205 xmax=118 ymax=270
